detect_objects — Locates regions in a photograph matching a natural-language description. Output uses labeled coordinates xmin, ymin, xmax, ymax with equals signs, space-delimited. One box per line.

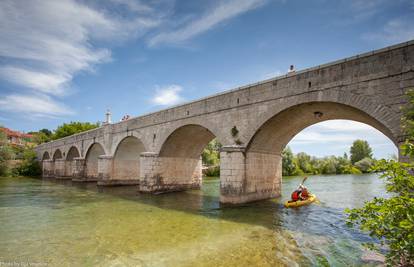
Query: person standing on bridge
xmin=288 ymin=64 xmax=296 ymax=73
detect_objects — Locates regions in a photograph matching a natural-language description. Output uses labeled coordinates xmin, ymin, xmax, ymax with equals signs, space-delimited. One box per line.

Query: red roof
xmin=0 ymin=127 xmax=33 ymax=138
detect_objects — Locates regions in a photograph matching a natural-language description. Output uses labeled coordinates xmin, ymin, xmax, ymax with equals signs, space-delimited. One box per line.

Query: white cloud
xmin=288 ymin=120 xmax=397 ymax=158
xmin=291 ymin=120 xmax=391 ymax=144
xmin=151 ymin=85 xmax=184 ymax=106
xmin=148 ymin=0 xmax=267 ymax=46
xmin=0 ymin=67 xmax=70 ymax=96
xmin=0 ymin=94 xmax=74 ymax=118
xmin=0 ymin=0 xmax=161 ymax=118
xmin=310 ymin=120 xmax=374 ymax=132
xmin=0 ymin=0 xmax=269 ymax=120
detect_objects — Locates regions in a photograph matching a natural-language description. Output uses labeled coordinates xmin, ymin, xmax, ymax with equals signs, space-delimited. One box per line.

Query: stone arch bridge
xmin=35 ymin=40 xmax=414 ymax=204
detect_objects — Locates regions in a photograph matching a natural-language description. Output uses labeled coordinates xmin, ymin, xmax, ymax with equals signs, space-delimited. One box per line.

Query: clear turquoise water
xmin=0 ymin=174 xmax=386 ymax=266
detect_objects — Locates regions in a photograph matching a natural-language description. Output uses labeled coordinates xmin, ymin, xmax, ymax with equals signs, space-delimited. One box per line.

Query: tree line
xmin=282 ymin=139 xmax=377 ymax=176
xmin=0 ymin=121 xmax=99 ymax=177
xmin=0 ymin=129 xmax=40 ymax=177
xmin=29 ymin=122 xmax=99 ymax=144
xmin=202 ymin=139 xmax=379 ymax=177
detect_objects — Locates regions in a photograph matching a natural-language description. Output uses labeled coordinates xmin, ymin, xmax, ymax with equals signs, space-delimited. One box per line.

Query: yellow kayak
xmin=284 ymin=194 xmax=317 ymax=208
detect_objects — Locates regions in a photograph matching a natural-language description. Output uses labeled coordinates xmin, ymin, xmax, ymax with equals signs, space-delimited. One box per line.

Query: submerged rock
xmin=361 ymin=250 xmax=385 ymax=265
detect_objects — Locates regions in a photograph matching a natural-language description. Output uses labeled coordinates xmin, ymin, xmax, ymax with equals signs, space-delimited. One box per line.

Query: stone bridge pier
xmin=35 ymin=40 xmax=414 ymax=204
xmin=138 ymin=152 xmax=202 ymax=193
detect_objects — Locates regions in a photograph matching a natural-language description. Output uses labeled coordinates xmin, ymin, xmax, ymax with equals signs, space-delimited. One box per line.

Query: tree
xmin=14 ymin=148 xmax=41 ymax=176
xmin=0 ymin=127 xmax=15 ymax=176
xmin=52 ymin=122 xmax=99 ymax=140
xmin=29 ymin=128 xmax=53 ymax=144
xmin=282 ymin=147 xmax=296 ymax=176
xmin=346 ymin=158 xmax=414 ymax=266
xmin=346 ymin=90 xmax=414 ymax=266
xmin=296 ymin=152 xmax=313 ymax=174
xmin=336 ymin=155 xmax=352 ymax=174
xmin=401 ymin=89 xmax=414 ymax=139
xmin=354 ymin=157 xmax=375 ymax=173
xmin=30 ymin=131 xmax=51 ymax=144
xmin=350 ymin=139 xmax=373 ymax=164
xmin=342 ymin=164 xmax=362 ymax=174
xmin=202 ymin=139 xmax=221 ymax=166
xmin=39 ymin=128 xmax=52 ymax=137
xmin=320 ymin=156 xmax=338 ymax=174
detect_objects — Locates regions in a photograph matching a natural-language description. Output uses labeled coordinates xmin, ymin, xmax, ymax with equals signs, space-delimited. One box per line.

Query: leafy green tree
xmin=354 ymin=157 xmax=375 ymax=173
xmin=28 ymin=131 xmax=50 ymax=144
xmin=52 ymin=122 xmax=99 ymax=140
xmin=346 ymin=90 xmax=414 ymax=266
xmin=202 ymin=139 xmax=222 ymax=177
xmin=39 ymin=128 xmax=52 ymax=137
xmin=336 ymin=155 xmax=351 ymax=174
xmin=282 ymin=147 xmax=296 ymax=176
xmin=401 ymin=89 xmax=414 ymax=139
xmin=346 ymin=158 xmax=414 ymax=266
xmin=309 ymin=156 xmax=322 ymax=174
xmin=202 ymin=139 xmax=221 ymax=166
xmin=342 ymin=164 xmax=362 ymax=174
xmin=204 ymin=166 xmax=220 ymax=177
xmin=350 ymin=139 xmax=373 ymax=164
xmin=0 ymin=127 xmax=15 ymax=176
xmin=14 ymin=148 xmax=41 ymax=176
xmin=291 ymin=157 xmax=304 ymax=176
xmin=320 ymin=156 xmax=338 ymax=174
xmin=296 ymin=152 xmax=313 ymax=173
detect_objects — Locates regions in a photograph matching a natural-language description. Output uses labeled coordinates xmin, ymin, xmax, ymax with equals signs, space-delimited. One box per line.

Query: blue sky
xmin=0 ymin=0 xmax=413 ymax=158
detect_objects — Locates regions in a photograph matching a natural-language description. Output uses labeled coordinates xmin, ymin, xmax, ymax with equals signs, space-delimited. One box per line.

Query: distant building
xmin=0 ymin=127 xmax=34 ymax=146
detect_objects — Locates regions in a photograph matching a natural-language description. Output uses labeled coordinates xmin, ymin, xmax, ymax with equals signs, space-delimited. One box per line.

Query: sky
xmin=0 ymin=0 xmax=413 ymax=159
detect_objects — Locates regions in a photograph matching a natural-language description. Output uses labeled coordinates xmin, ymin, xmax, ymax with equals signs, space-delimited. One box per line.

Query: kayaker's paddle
xmin=300 ymin=176 xmax=308 ymax=186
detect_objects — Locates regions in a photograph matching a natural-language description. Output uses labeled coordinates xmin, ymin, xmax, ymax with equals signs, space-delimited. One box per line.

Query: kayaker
xmin=291 ymin=179 xmax=310 ymax=201
xmin=299 ymin=184 xmax=309 ymax=200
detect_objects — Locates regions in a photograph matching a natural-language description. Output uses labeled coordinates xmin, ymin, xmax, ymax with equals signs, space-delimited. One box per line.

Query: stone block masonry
xmin=36 ymin=40 xmax=414 ymax=204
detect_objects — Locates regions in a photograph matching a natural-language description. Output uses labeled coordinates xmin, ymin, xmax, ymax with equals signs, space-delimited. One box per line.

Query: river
xmin=0 ymin=174 xmax=387 ymax=266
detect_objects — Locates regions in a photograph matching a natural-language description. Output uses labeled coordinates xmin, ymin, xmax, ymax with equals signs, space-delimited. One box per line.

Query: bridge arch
xmin=155 ymin=120 xmax=224 ymax=154
xmin=157 ymin=124 xmax=217 ymax=189
xmin=246 ymin=101 xmax=398 ymax=155
xmin=52 ymin=149 xmax=63 ymax=160
xmin=112 ymin=136 xmax=146 ymax=180
xmin=238 ymin=100 xmax=399 ymax=203
xmin=159 ymin=124 xmax=217 ymax=158
xmin=66 ymin=146 xmax=80 ymax=161
xmin=64 ymin=146 xmax=80 ymax=177
xmin=85 ymin=142 xmax=105 ymax=180
xmin=245 ymin=90 xmax=401 ymax=148
xmin=42 ymin=151 xmax=50 ymax=161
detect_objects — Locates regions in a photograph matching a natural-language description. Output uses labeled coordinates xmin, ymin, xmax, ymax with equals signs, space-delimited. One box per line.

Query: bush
xmin=346 ymin=158 xmax=414 ymax=266
xmin=342 ymin=164 xmax=362 ymax=174
xmin=13 ymin=148 xmax=41 ymax=176
xmin=354 ymin=157 xmax=375 ymax=173
xmin=0 ymin=134 xmax=14 ymax=176
xmin=204 ymin=165 xmax=220 ymax=177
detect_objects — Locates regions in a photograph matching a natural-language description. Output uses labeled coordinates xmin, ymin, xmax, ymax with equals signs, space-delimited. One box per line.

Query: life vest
xmin=291 ymin=190 xmax=300 ymax=201
xmin=300 ymin=188 xmax=309 ymax=199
